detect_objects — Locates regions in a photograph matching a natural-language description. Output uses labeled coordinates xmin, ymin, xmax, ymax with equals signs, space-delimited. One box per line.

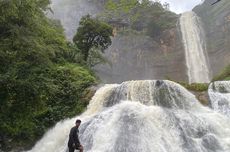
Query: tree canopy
xmin=101 ymin=0 xmax=177 ymax=38
xmin=73 ymin=15 xmax=113 ymax=61
xmin=0 ymin=1 xmax=96 ymax=150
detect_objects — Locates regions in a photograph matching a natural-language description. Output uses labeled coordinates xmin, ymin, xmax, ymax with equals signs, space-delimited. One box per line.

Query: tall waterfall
xmin=28 ymin=80 xmax=230 ymax=152
xmin=180 ymin=11 xmax=210 ymax=83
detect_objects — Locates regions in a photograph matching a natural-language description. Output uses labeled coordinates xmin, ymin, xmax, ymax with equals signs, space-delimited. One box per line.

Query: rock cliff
xmin=194 ymin=0 xmax=230 ymax=78
xmin=50 ymin=0 xmax=187 ymax=83
xmin=95 ymin=27 xmax=186 ymax=83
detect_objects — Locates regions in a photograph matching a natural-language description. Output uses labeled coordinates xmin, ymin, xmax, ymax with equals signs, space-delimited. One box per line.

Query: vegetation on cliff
xmin=101 ymin=0 xmax=177 ymax=39
xmin=212 ymin=64 xmax=230 ymax=81
xmin=177 ymin=82 xmax=209 ymax=92
xmin=73 ymin=15 xmax=113 ymax=65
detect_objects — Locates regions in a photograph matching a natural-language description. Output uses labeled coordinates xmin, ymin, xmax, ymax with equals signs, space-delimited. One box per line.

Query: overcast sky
xmin=157 ymin=0 xmax=203 ymax=14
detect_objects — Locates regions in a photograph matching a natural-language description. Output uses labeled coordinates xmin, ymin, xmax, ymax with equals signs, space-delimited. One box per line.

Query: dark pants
xmin=69 ymin=146 xmax=75 ymax=152
xmin=69 ymin=146 xmax=82 ymax=152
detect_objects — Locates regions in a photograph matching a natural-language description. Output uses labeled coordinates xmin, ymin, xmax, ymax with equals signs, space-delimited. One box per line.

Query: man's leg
xmin=79 ymin=145 xmax=83 ymax=152
xmin=68 ymin=146 xmax=75 ymax=152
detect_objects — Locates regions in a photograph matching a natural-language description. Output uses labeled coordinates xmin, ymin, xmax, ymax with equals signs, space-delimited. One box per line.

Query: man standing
xmin=68 ymin=119 xmax=83 ymax=152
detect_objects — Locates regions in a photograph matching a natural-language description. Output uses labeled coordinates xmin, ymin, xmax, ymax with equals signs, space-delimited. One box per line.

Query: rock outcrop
xmin=194 ymin=0 xmax=230 ymax=78
xmin=95 ymin=27 xmax=186 ymax=83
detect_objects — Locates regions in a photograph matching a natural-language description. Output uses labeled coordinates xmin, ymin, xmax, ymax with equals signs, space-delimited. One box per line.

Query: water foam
xmin=28 ymin=80 xmax=230 ymax=152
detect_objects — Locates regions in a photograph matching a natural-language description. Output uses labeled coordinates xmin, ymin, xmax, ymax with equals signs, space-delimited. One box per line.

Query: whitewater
xmin=27 ymin=80 xmax=230 ymax=152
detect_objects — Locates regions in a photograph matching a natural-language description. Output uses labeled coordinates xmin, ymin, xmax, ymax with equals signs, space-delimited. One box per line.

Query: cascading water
xmin=208 ymin=81 xmax=230 ymax=117
xmin=28 ymin=80 xmax=230 ymax=152
xmin=180 ymin=11 xmax=210 ymax=83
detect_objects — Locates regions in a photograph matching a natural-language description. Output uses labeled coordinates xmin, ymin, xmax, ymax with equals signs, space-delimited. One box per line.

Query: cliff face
xmin=92 ymin=1 xmax=187 ymax=83
xmin=50 ymin=0 xmax=230 ymax=83
xmin=194 ymin=0 xmax=230 ymax=77
xmin=49 ymin=0 xmax=187 ymax=83
xmin=95 ymin=27 xmax=186 ymax=83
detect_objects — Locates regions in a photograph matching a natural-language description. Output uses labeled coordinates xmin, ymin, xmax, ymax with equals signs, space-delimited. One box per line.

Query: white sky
xmin=157 ymin=0 xmax=203 ymax=14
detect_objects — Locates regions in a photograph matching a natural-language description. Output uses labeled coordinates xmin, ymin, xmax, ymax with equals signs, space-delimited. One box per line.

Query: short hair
xmin=76 ymin=119 xmax=81 ymax=124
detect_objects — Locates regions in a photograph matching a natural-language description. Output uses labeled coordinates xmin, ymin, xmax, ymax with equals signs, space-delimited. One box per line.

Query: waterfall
xmin=180 ymin=11 xmax=210 ymax=83
xmin=27 ymin=80 xmax=230 ymax=152
xmin=208 ymin=81 xmax=230 ymax=117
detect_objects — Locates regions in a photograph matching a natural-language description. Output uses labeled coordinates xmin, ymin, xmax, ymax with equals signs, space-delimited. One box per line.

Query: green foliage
xmin=102 ymin=0 xmax=177 ymax=37
xmin=87 ymin=48 xmax=112 ymax=67
xmin=105 ymin=0 xmax=138 ymax=13
xmin=73 ymin=15 xmax=113 ymax=62
xmin=58 ymin=42 xmax=86 ymax=65
xmin=166 ymin=78 xmax=209 ymax=92
xmin=146 ymin=11 xmax=177 ymax=38
xmin=177 ymin=82 xmax=209 ymax=92
xmin=104 ymin=0 xmax=139 ymax=21
xmin=0 ymin=0 xmax=96 ymax=150
xmin=212 ymin=64 xmax=230 ymax=81
xmin=32 ymin=63 xmax=96 ymax=133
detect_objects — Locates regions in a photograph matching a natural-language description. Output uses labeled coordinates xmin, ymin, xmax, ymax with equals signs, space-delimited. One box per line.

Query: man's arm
xmin=69 ymin=128 xmax=76 ymax=146
xmin=75 ymin=129 xmax=81 ymax=146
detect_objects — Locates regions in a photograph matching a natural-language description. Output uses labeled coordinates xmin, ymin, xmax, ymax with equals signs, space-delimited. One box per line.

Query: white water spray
xmin=208 ymin=81 xmax=230 ymax=117
xmin=180 ymin=11 xmax=210 ymax=83
xmin=28 ymin=80 xmax=230 ymax=152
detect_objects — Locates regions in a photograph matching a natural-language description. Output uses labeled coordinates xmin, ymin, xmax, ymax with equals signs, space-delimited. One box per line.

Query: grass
xmin=166 ymin=77 xmax=209 ymax=92
xmin=177 ymin=81 xmax=209 ymax=92
xmin=212 ymin=64 xmax=230 ymax=81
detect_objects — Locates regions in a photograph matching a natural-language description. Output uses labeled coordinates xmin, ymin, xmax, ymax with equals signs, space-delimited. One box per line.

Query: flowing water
xmin=28 ymin=80 xmax=230 ymax=152
xmin=209 ymin=81 xmax=230 ymax=117
xmin=180 ymin=11 xmax=210 ymax=83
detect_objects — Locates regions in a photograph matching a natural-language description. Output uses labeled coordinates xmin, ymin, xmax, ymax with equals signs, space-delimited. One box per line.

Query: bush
xmin=0 ymin=62 xmax=96 ymax=149
xmin=166 ymin=78 xmax=209 ymax=92
xmin=0 ymin=0 xmax=97 ymax=150
xmin=177 ymin=81 xmax=209 ymax=92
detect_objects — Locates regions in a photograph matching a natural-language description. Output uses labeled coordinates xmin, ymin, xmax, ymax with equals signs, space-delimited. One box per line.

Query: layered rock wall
xmin=194 ymin=0 xmax=230 ymax=77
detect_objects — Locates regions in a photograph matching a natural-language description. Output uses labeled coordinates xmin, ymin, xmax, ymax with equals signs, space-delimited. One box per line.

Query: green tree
xmin=101 ymin=0 xmax=177 ymax=35
xmin=73 ymin=15 xmax=113 ymax=61
xmin=0 ymin=0 xmax=96 ymax=150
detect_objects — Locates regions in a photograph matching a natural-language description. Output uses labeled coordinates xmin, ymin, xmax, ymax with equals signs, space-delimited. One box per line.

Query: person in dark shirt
xmin=68 ymin=119 xmax=83 ymax=152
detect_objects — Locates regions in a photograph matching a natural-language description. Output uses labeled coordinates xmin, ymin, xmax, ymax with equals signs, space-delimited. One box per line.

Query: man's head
xmin=75 ymin=119 xmax=81 ymax=127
